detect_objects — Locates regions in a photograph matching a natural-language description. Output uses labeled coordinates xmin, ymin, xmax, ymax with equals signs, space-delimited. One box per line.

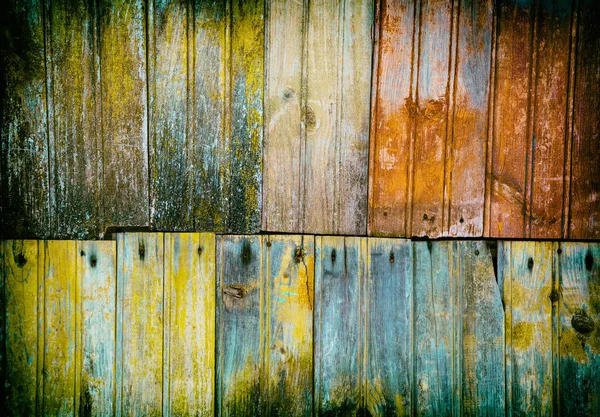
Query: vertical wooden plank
xmin=569 ymin=0 xmax=600 ymax=239
xmin=217 ymin=235 xmax=262 ymax=417
xmin=47 ymin=0 xmax=100 ymax=239
xmin=228 ymin=0 xmax=264 ymax=233
xmin=456 ymin=241 xmax=504 ymax=416
xmin=116 ymin=233 xmax=163 ymax=416
xmin=0 ymin=0 xmax=50 ymax=238
xmin=264 ymin=235 xmax=314 ymax=416
xmin=43 ymin=240 xmax=77 ymax=416
xmin=413 ymin=241 xmax=453 ymax=416
xmin=77 ymin=240 xmax=116 ymax=417
xmin=411 ymin=0 xmax=451 ymax=237
xmin=262 ymin=0 xmax=304 ymax=232
xmin=191 ymin=0 xmax=227 ymax=231
xmin=488 ymin=0 xmax=534 ymax=238
xmin=148 ymin=0 xmax=190 ymax=230
xmin=165 ymin=233 xmax=215 ymax=417
xmin=366 ymin=238 xmax=412 ymax=416
xmin=314 ymin=236 xmax=366 ymax=414
xmin=3 ymin=240 xmax=40 ymax=415
xmin=448 ymin=0 xmax=492 ymax=237
xmin=303 ymin=0 xmax=373 ymax=234
xmin=100 ymin=0 xmax=148 ymax=229
xmin=368 ymin=0 xmax=417 ymax=237
xmin=558 ymin=242 xmax=600 ymax=416
xmin=502 ymin=241 xmax=553 ymax=415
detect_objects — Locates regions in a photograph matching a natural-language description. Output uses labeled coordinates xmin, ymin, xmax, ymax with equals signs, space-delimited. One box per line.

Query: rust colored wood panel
xmin=0 ymin=0 xmax=50 ymax=239
xmin=369 ymin=0 xmax=491 ymax=238
xmin=569 ymin=0 xmax=600 ymax=239
xmin=46 ymin=0 xmax=100 ymax=239
xmin=263 ymin=0 xmax=373 ymax=235
xmin=100 ymin=0 xmax=148 ymax=230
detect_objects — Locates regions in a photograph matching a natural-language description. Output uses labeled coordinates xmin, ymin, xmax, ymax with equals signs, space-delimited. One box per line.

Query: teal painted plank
xmin=78 ymin=241 xmax=116 ymax=417
xmin=314 ymin=236 xmax=366 ymax=414
xmin=413 ymin=241 xmax=453 ymax=416
xmin=366 ymin=238 xmax=413 ymax=416
xmin=0 ymin=0 xmax=50 ymax=239
xmin=559 ymin=242 xmax=600 ymax=416
xmin=217 ymin=235 xmax=262 ymax=416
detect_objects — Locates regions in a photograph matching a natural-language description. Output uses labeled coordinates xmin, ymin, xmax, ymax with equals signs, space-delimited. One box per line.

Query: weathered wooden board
xmin=46 ymin=0 xmax=100 ymax=239
xmin=100 ymin=0 xmax=148 ymax=230
xmin=0 ymin=0 xmax=50 ymax=239
xmin=164 ymin=233 xmax=215 ymax=417
xmin=558 ymin=242 xmax=600 ymax=416
xmin=501 ymin=241 xmax=554 ymax=415
xmin=116 ymin=233 xmax=164 ymax=416
xmin=263 ymin=0 xmax=373 ymax=235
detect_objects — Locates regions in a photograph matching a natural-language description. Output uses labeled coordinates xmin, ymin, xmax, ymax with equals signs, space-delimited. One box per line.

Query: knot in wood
xmin=223 ymin=285 xmax=245 ymax=299
xmin=572 ymin=309 xmax=595 ymax=335
xmin=294 ymin=247 xmax=305 ymax=263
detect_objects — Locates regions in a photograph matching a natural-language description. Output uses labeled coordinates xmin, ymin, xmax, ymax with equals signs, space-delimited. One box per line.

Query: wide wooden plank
xmin=3 ymin=240 xmax=41 ymax=415
xmin=217 ymin=235 xmax=262 ymax=416
xmin=558 ymin=242 xmax=600 ymax=416
xmin=569 ymin=0 xmax=600 ymax=239
xmin=165 ymin=233 xmax=215 ymax=417
xmin=116 ymin=233 xmax=163 ymax=416
xmin=46 ymin=0 xmax=100 ymax=239
xmin=100 ymin=0 xmax=148 ymax=229
xmin=149 ymin=0 xmax=190 ymax=230
xmin=366 ymin=238 xmax=413 ymax=416
xmin=0 ymin=0 xmax=50 ymax=238
xmin=502 ymin=241 xmax=553 ymax=415
xmin=43 ymin=241 xmax=77 ymax=416
xmin=413 ymin=241 xmax=453 ymax=416
xmin=263 ymin=0 xmax=372 ymax=235
xmin=314 ymin=236 xmax=366 ymax=414
xmin=77 ymin=240 xmax=116 ymax=417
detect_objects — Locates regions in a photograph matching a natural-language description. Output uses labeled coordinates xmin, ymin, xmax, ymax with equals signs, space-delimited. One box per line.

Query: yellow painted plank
xmin=3 ymin=240 xmax=41 ymax=415
xmin=165 ymin=233 xmax=215 ymax=416
xmin=77 ymin=241 xmax=116 ymax=416
xmin=116 ymin=233 xmax=164 ymax=416
xmin=43 ymin=240 xmax=77 ymax=416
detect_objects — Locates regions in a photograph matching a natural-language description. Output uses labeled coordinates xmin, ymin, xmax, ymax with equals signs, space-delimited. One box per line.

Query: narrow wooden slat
xmin=0 ymin=0 xmax=50 ymax=238
xmin=217 ymin=235 xmax=262 ymax=416
xmin=569 ymin=0 xmax=600 ymax=239
xmin=264 ymin=235 xmax=314 ymax=416
xmin=165 ymin=233 xmax=215 ymax=417
xmin=558 ymin=242 xmax=600 ymax=416
xmin=366 ymin=238 xmax=413 ymax=416
xmin=413 ymin=241 xmax=453 ymax=416
xmin=368 ymin=0 xmax=417 ymax=237
xmin=502 ymin=241 xmax=553 ymax=415
xmin=43 ymin=241 xmax=77 ymax=416
xmin=314 ymin=236 xmax=366 ymax=414
xmin=47 ymin=0 xmax=100 ymax=239
xmin=100 ymin=0 xmax=148 ymax=229
xmin=77 ymin=240 xmax=116 ymax=417
xmin=456 ymin=241 xmax=504 ymax=416
xmin=116 ymin=233 xmax=163 ymax=416
xmin=149 ymin=0 xmax=190 ymax=230
xmin=3 ymin=241 xmax=40 ymax=415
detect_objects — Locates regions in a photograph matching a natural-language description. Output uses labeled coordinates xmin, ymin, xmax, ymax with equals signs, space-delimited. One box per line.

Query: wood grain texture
xmin=502 ymin=241 xmax=553 ymax=416
xmin=46 ymin=0 xmax=100 ymax=239
xmin=116 ymin=233 xmax=163 ymax=416
xmin=263 ymin=0 xmax=373 ymax=235
xmin=0 ymin=0 xmax=50 ymax=239
xmin=314 ymin=236 xmax=367 ymax=415
xmin=3 ymin=241 xmax=41 ymax=416
xmin=100 ymin=0 xmax=148 ymax=229
xmin=165 ymin=233 xmax=215 ymax=417
xmin=77 ymin=240 xmax=116 ymax=417
xmin=558 ymin=242 xmax=600 ymax=416
xmin=369 ymin=0 xmax=492 ymax=238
